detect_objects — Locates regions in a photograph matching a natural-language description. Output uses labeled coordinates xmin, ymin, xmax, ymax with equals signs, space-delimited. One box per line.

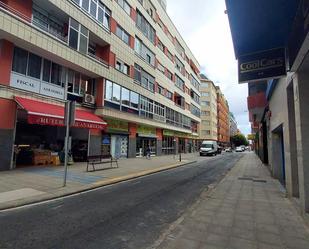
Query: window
xmin=175 ymin=75 xmax=184 ymax=90
xmin=134 ymin=64 xmax=155 ymax=92
xmin=158 ymin=85 xmax=164 ymax=95
xmin=140 ymin=96 xmax=154 ymax=119
xmin=116 ymin=60 xmax=130 ymax=75
xmin=117 ymin=0 xmax=131 ymax=15
xmin=136 ymin=10 xmax=155 ymax=44
xmin=134 ymin=37 xmax=155 ymax=66
xmin=105 ymin=80 xmax=113 ymax=101
xmin=157 ymin=39 xmax=165 ymax=52
xmin=190 ymin=89 xmax=200 ymax=104
xmin=202 ymin=130 xmax=211 ymax=136
xmin=69 ymin=18 xmax=89 ymax=54
xmin=191 ymin=75 xmax=200 ymax=90
xmin=191 ymin=104 xmax=201 ymax=117
xmin=175 ymin=56 xmax=184 ymax=73
xmin=130 ymin=91 xmax=139 ymax=109
xmin=154 ymin=102 xmax=165 ymax=122
xmin=201 ymin=92 xmax=210 ymax=97
xmin=166 ymin=90 xmax=173 ymax=100
xmin=73 ymin=0 xmax=111 ymax=30
xmin=175 ymin=39 xmax=185 ymax=58
xmin=157 ymin=62 xmax=165 ymax=74
xmin=112 ymin=83 xmax=121 ymax=103
xmin=166 ymin=49 xmax=173 ymax=62
xmin=116 ymin=25 xmax=130 ymax=45
xmin=202 ymin=111 xmax=210 ymax=116
xmin=121 ymin=87 xmax=130 ymax=106
xmin=202 ymin=120 xmax=210 ymax=126
xmin=201 ymin=101 xmax=210 ymax=107
xmin=166 ymin=70 xmax=173 ymax=81
xmin=12 ymin=47 xmax=28 ymax=75
xmin=27 ymin=53 xmax=42 ymax=79
xmin=201 ymin=82 xmax=209 ymax=88
xmin=43 ymin=59 xmax=51 ymax=82
xmin=166 ymin=29 xmax=173 ymax=43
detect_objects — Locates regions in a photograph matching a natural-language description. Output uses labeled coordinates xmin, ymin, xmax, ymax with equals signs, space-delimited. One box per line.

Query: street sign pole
xmin=63 ymin=101 xmax=70 ymax=187
xmin=63 ymin=101 xmax=75 ymax=187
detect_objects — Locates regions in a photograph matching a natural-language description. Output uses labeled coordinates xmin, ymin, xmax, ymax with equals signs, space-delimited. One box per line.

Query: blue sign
xmin=102 ymin=136 xmax=110 ymax=145
xmin=238 ymin=48 xmax=286 ymax=83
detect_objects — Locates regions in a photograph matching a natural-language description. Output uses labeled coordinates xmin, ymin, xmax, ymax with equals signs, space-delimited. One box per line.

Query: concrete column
xmin=128 ymin=123 xmax=137 ymax=158
xmin=88 ymin=129 xmax=101 ymax=156
xmin=0 ymin=99 xmax=16 ymax=171
xmin=156 ymin=128 xmax=162 ymax=156
xmin=294 ymin=72 xmax=309 ymax=213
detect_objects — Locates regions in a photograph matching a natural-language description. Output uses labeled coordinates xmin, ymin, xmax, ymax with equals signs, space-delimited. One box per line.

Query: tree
xmin=231 ymin=134 xmax=249 ymax=147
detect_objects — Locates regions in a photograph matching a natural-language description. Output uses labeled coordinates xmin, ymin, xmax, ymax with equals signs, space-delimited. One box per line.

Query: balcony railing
xmin=0 ymin=1 xmax=31 ymax=22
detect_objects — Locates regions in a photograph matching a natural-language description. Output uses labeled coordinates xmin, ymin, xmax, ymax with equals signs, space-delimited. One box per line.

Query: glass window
xmin=12 ymin=47 xmax=28 ymax=75
xmin=42 ymin=59 xmax=51 ymax=82
xmin=105 ymin=80 xmax=113 ymax=101
xmin=90 ymin=0 xmax=97 ymax=18
xmin=130 ymin=91 xmax=139 ymax=109
xmin=80 ymin=76 xmax=87 ymax=95
xmin=74 ymin=72 xmax=80 ymax=94
xmin=79 ymin=33 xmax=88 ymax=54
xmin=121 ymin=87 xmax=130 ymax=106
xmin=112 ymin=83 xmax=121 ymax=103
xmin=69 ymin=28 xmax=78 ymax=50
xmin=27 ymin=53 xmax=42 ymax=79
xmin=82 ymin=0 xmax=90 ymax=11
xmin=134 ymin=64 xmax=141 ymax=82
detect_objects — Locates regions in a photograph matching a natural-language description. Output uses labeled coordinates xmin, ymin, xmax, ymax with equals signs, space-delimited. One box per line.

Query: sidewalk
xmin=153 ymin=153 xmax=309 ymax=249
xmin=0 ymin=153 xmax=199 ymax=211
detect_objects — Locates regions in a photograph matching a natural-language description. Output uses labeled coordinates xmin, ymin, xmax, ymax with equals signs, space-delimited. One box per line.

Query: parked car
xmin=235 ymin=147 xmax=243 ymax=152
xmin=200 ymin=140 xmax=218 ymax=156
xmin=225 ymin=147 xmax=232 ymax=152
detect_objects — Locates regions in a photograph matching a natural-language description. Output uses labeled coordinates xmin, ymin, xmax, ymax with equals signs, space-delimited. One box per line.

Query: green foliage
xmin=231 ymin=134 xmax=249 ymax=146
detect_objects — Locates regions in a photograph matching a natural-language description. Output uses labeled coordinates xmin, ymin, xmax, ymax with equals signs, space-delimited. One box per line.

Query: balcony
xmin=247 ymin=92 xmax=267 ymax=110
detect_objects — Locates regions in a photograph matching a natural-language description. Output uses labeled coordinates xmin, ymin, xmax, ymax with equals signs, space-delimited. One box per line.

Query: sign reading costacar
xmin=238 ymin=48 xmax=287 ymax=83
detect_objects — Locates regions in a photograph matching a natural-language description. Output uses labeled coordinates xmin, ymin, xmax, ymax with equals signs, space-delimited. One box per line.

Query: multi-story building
xmin=199 ymin=74 xmax=217 ymax=141
xmin=0 ymin=0 xmax=201 ymax=170
xmin=216 ymin=87 xmax=230 ymax=146
xmin=229 ymin=112 xmax=238 ymax=137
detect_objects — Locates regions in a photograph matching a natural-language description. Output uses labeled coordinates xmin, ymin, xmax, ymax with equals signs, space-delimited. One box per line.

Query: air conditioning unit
xmin=83 ymin=94 xmax=95 ymax=105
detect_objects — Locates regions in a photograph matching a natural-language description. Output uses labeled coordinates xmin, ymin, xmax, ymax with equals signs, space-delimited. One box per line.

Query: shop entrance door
xmin=111 ymin=135 xmax=128 ymax=158
xmin=136 ymin=137 xmax=157 ymax=157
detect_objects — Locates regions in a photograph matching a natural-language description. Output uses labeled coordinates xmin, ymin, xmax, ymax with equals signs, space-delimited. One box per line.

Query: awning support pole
xmin=63 ymin=101 xmax=71 ymax=187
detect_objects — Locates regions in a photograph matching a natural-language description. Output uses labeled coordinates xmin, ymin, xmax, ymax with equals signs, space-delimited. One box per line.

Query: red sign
xmin=28 ymin=115 xmax=106 ymax=130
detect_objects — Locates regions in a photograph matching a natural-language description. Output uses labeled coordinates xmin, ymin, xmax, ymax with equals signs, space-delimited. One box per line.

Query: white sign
xmin=10 ymin=73 xmax=40 ymax=93
xmin=41 ymin=82 xmax=65 ymax=100
xmin=10 ymin=73 xmax=65 ymax=100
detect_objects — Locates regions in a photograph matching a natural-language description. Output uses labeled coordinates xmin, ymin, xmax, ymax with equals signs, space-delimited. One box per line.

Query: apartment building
xmin=0 ymin=0 xmax=201 ymax=170
xmin=229 ymin=112 xmax=237 ymax=137
xmin=216 ymin=87 xmax=230 ymax=146
xmin=199 ymin=74 xmax=217 ymax=141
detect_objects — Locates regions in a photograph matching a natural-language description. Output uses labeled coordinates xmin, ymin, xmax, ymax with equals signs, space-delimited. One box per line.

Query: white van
xmin=200 ymin=140 xmax=218 ymax=156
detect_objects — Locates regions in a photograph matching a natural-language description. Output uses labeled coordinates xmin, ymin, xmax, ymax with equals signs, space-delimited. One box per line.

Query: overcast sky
xmin=167 ymin=0 xmax=251 ymax=135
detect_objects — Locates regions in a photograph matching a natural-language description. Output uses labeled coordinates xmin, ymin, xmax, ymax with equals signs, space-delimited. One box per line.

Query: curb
xmin=0 ymin=160 xmax=197 ymax=212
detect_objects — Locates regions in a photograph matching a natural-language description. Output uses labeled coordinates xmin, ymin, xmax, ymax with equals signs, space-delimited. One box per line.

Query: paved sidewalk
xmin=153 ymin=153 xmax=309 ymax=249
xmin=0 ymin=153 xmax=199 ymax=210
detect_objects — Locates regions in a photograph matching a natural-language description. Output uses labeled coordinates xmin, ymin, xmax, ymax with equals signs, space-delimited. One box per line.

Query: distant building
xmin=216 ymin=87 xmax=230 ymax=146
xmin=229 ymin=112 xmax=238 ymax=137
xmin=199 ymin=75 xmax=218 ymax=141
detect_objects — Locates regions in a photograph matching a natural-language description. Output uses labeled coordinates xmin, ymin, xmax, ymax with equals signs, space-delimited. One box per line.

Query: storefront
xmin=136 ymin=125 xmax=157 ymax=157
xmin=14 ymin=97 xmax=106 ymax=167
xmin=102 ymin=119 xmax=129 ymax=158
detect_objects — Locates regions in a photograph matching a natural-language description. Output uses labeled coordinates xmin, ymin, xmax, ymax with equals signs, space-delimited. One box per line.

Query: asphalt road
xmin=0 ymin=153 xmax=243 ymax=249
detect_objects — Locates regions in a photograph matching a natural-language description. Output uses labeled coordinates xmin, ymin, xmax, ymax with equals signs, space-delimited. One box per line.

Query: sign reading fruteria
xmin=238 ymin=48 xmax=286 ymax=83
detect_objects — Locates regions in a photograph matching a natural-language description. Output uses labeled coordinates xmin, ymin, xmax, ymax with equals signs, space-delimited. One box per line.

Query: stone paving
xmin=0 ymin=153 xmax=202 ymax=210
xmin=153 ymin=153 xmax=309 ymax=249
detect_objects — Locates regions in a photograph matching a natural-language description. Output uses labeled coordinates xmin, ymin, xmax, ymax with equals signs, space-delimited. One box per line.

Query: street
xmin=0 ymin=153 xmax=243 ymax=249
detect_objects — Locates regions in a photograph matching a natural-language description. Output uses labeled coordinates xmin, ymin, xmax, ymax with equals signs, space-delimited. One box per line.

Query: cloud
xmin=167 ymin=0 xmax=251 ymax=135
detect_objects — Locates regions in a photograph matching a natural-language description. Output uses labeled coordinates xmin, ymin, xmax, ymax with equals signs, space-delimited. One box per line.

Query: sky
xmin=166 ymin=0 xmax=251 ymax=135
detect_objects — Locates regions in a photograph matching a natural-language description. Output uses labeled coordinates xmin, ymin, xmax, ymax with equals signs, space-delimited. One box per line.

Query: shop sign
xmin=40 ymin=82 xmax=65 ymax=100
xmin=102 ymin=136 xmax=110 ymax=145
xmin=138 ymin=125 xmax=156 ymax=135
xmin=247 ymin=134 xmax=255 ymax=140
xmin=10 ymin=73 xmax=64 ymax=100
xmin=106 ymin=119 xmax=128 ymax=132
xmin=163 ymin=130 xmax=174 ymax=136
xmin=28 ymin=115 xmax=106 ymax=130
xmin=10 ymin=73 xmax=40 ymax=93
xmin=238 ymin=48 xmax=286 ymax=83
xmin=288 ymin=0 xmax=309 ymax=70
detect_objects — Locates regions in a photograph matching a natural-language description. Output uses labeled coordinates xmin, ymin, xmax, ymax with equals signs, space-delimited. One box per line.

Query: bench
xmin=86 ymin=155 xmax=119 ymax=172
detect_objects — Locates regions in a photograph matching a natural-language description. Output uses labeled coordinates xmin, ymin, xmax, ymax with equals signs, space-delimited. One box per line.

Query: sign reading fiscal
xmin=238 ymin=48 xmax=286 ymax=83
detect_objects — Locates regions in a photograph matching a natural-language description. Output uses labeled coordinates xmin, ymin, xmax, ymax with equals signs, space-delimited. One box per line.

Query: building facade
xmin=229 ymin=112 xmax=237 ymax=137
xmin=216 ymin=87 xmax=230 ymax=146
xmin=226 ymin=0 xmax=309 ymax=215
xmin=0 ymin=0 xmax=201 ymax=170
xmin=199 ymin=74 xmax=217 ymax=141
